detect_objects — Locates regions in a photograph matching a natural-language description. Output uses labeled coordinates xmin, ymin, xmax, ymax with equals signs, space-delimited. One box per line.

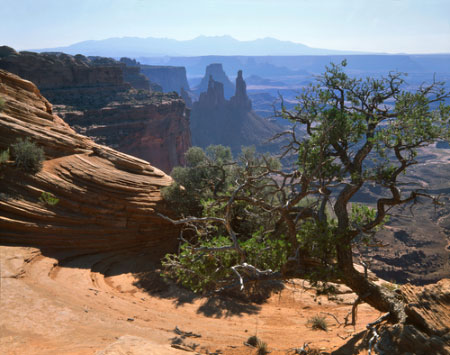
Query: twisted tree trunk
xmin=336 ymin=243 xmax=406 ymax=323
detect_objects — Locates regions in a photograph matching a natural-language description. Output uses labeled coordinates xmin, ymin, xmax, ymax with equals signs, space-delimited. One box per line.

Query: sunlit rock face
xmin=0 ymin=69 xmax=180 ymax=251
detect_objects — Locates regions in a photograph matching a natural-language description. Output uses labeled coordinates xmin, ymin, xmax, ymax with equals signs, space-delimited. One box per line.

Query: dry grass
xmin=307 ymin=315 xmax=328 ymax=331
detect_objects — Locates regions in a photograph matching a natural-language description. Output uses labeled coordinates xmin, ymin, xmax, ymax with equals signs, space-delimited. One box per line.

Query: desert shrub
xmin=162 ymin=145 xmax=234 ymax=217
xmin=11 ymin=138 xmax=44 ymax=173
xmin=246 ymin=335 xmax=259 ymax=347
xmin=307 ymin=315 xmax=328 ymax=331
xmin=162 ymin=233 xmax=289 ymax=293
xmin=39 ymin=191 xmax=59 ymax=206
xmin=0 ymin=148 xmax=9 ymax=165
xmin=162 ymin=145 xmax=288 ymax=293
xmin=381 ymin=282 xmax=399 ymax=292
xmin=256 ymin=339 xmax=269 ymax=355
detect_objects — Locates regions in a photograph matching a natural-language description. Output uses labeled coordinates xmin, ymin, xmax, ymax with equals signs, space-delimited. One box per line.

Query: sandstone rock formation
xmin=123 ymin=66 xmax=151 ymax=91
xmin=120 ymin=57 xmax=163 ymax=92
xmin=63 ymin=93 xmax=191 ymax=173
xmin=229 ymin=70 xmax=252 ymax=111
xmin=0 ymin=48 xmax=127 ymax=101
xmin=195 ymin=63 xmax=235 ymax=99
xmin=333 ymin=278 xmax=450 ymax=355
xmin=0 ymin=48 xmax=191 ymax=173
xmin=190 ymin=70 xmax=281 ymax=154
xmin=139 ymin=65 xmax=190 ymax=94
xmin=0 ymin=69 xmax=179 ymax=251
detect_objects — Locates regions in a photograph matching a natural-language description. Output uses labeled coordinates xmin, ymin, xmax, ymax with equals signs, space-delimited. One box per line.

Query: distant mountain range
xmin=34 ymin=35 xmax=367 ymax=57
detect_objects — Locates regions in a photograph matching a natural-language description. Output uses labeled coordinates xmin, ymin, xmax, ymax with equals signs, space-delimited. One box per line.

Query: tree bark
xmin=336 ymin=243 xmax=406 ymax=323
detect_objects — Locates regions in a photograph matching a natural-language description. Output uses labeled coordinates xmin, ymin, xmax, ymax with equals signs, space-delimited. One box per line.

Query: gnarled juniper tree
xmin=161 ymin=61 xmax=450 ymax=322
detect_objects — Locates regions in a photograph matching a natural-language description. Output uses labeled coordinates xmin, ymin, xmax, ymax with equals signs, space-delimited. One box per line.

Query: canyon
xmin=0 ymin=64 xmax=380 ymax=355
xmin=0 ymin=47 xmax=191 ymax=173
xmin=0 ymin=36 xmax=449 ymax=354
xmin=191 ymin=66 xmax=282 ymax=154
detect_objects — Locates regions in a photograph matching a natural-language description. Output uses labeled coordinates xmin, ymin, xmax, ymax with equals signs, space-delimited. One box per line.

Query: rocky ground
xmin=0 ymin=245 xmax=383 ymax=355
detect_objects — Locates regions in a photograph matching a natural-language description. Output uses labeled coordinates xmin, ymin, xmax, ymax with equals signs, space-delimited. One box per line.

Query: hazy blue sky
xmin=1 ymin=0 xmax=449 ymax=53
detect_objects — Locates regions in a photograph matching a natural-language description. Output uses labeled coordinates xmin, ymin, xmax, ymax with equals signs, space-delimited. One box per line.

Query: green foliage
xmin=381 ymin=282 xmax=399 ymax=292
xmin=297 ymin=219 xmax=337 ymax=263
xmin=350 ymin=203 xmax=389 ymax=234
xmin=162 ymin=236 xmax=237 ymax=292
xmin=307 ymin=315 xmax=328 ymax=331
xmin=162 ymin=145 xmax=234 ymax=217
xmin=162 ymin=145 xmax=289 ymax=292
xmin=0 ymin=148 xmax=9 ymax=165
xmin=161 ymin=62 xmax=450 ymax=298
xmin=292 ymin=61 xmax=450 ymax=188
xmin=11 ymin=138 xmax=45 ymax=173
xmin=39 ymin=191 xmax=59 ymax=206
xmin=162 ymin=233 xmax=289 ymax=293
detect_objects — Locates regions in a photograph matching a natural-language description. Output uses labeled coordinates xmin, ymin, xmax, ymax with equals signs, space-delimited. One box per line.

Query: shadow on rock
xmin=133 ymin=260 xmax=285 ymax=317
xmin=34 ymin=247 xmax=284 ymax=318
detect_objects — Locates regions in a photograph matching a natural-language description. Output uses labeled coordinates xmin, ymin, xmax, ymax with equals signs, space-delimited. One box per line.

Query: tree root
xmin=366 ymin=312 xmax=390 ymax=355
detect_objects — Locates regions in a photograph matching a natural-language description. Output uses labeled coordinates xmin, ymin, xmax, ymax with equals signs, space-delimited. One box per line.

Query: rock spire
xmin=230 ymin=70 xmax=252 ymax=111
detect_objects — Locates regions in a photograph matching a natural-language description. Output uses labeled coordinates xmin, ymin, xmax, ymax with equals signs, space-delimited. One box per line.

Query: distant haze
xmin=1 ymin=0 xmax=449 ymax=54
xmin=34 ymin=36 xmax=367 ymax=57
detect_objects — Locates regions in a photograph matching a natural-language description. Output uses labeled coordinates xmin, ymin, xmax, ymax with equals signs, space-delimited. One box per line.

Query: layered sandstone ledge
xmin=0 ymin=69 xmax=179 ymax=251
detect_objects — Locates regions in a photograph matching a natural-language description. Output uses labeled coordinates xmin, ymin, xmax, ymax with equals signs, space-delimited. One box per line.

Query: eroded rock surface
xmin=0 ymin=69 xmax=179 ymax=250
xmin=372 ymin=280 xmax=450 ymax=355
xmin=0 ymin=48 xmax=191 ymax=173
xmin=333 ymin=278 xmax=450 ymax=355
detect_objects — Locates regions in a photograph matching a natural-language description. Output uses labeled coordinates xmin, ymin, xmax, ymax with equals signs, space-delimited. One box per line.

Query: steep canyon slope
xmin=0 ymin=47 xmax=191 ymax=173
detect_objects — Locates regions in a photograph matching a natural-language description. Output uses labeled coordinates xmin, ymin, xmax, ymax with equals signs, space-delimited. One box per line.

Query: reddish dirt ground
xmin=0 ymin=246 xmax=381 ymax=354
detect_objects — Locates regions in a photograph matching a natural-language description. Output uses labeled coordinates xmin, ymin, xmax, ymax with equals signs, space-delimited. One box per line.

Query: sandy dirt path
xmin=0 ymin=246 xmax=380 ymax=354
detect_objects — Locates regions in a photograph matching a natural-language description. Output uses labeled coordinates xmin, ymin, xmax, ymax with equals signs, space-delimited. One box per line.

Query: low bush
xmin=0 ymin=148 xmax=9 ymax=165
xmin=11 ymin=138 xmax=44 ymax=173
xmin=256 ymin=339 xmax=269 ymax=355
xmin=381 ymin=282 xmax=399 ymax=292
xmin=39 ymin=191 xmax=59 ymax=206
xmin=246 ymin=335 xmax=259 ymax=347
xmin=307 ymin=315 xmax=328 ymax=331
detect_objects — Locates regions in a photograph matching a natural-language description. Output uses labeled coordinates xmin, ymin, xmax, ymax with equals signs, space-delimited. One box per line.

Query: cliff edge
xmin=0 ymin=48 xmax=191 ymax=173
xmin=0 ymin=69 xmax=179 ymax=251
